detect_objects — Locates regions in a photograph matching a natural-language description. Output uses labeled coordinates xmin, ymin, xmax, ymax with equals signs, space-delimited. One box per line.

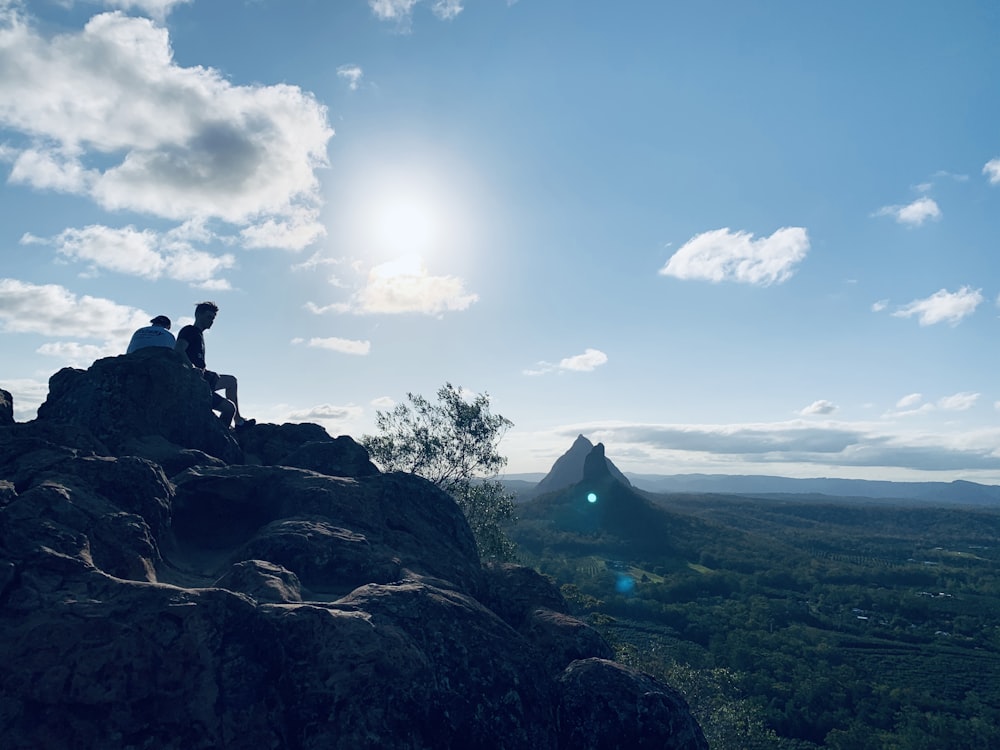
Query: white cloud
xmin=568 ymin=419 xmax=1000 ymax=473
xmin=36 ymin=340 xmax=121 ymax=365
xmin=9 ymin=147 xmax=96 ymax=192
xmin=933 ymin=170 xmax=968 ymax=183
xmin=885 ymin=392 xmax=980 ymax=418
xmin=100 ymin=0 xmax=192 ymax=20
xmin=284 ymin=403 xmax=364 ymax=428
xmin=337 ymin=64 xmax=364 ymax=91
xmin=937 ymin=392 xmax=979 ymax=411
xmin=559 ymin=348 xmax=608 ymax=372
xmin=369 ymin=0 xmax=418 ymax=30
xmin=524 ymin=348 xmax=608 ymax=376
xmin=291 ymin=251 xmax=341 ymax=272
xmin=431 ymin=0 xmax=463 ymax=19
xmin=22 ymin=224 xmax=235 ymax=286
xmin=871 ymin=299 xmax=889 ymax=313
xmin=983 ymin=158 xmax=1000 ymax=185
xmin=0 ymin=278 xmax=147 ymax=339
xmin=368 ymin=0 xmax=462 ymax=28
xmin=239 ymin=209 xmax=326 ymax=251
xmin=32 ymin=226 xmax=164 ymax=278
xmin=885 ymin=404 xmax=934 ymax=419
xmin=304 ymin=301 xmax=347 ymax=315
xmin=369 ymin=0 xmax=418 ymax=20
xmin=330 ymin=256 xmax=478 ymax=315
xmin=892 ymin=286 xmax=982 ymax=326
xmin=800 ymin=399 xmax=837 ymax=416
xmin=292 ymin=336 xmax=371 ymax=355
xmin=874 ymin=196 xmax=941 ymax=227
xmin=0 ymin=11 xmax=332 ymax=246
xmin=371 ymin=396 xmax=395 ymax=410
xmin=659 ymin=227 xmax=809 ymax=286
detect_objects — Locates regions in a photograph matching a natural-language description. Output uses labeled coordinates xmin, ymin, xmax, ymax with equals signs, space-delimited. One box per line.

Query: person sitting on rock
xmin=174 ymin=301 xmax=254 ymax=430
xmin=126 ymin=315 xmax=176 ymax=354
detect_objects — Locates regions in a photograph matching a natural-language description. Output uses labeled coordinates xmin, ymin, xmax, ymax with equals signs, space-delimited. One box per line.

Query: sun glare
xmin=371 ymin=193 xmax=437 ymax=256
xmin=339 ymin=155 xmax=481 ymax=268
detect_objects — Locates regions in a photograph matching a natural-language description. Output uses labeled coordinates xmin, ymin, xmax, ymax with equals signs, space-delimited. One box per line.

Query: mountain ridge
xmin=624 ymin=472 xmax=1000 ymax=505
xmin=500 ymin=469 xmax=1000 ymax=507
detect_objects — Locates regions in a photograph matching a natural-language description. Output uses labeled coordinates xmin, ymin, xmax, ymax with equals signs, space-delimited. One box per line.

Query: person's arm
xmin=174 ymin=333 xmax=196 ymax=368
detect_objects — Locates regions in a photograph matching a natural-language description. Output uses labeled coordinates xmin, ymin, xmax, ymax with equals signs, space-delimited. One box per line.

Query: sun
xmin=336 ymin=152 xmax=481 ymax=267
xmin=371 ymin=191 xmax=438 ymax=257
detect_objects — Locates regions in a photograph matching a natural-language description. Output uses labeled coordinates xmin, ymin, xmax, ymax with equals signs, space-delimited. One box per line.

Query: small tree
xmin=362 ymin=383 xmax=518 ymax=561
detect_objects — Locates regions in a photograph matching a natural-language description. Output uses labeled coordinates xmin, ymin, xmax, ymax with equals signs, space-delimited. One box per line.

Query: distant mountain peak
xmin=583 ymin=443 xmax=611 ymax=482
xmin=534 ymin=435 xmax=631 ymax=495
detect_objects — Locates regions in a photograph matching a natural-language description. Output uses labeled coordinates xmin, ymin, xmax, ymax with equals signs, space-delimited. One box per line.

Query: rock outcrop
xmin=36 ymin=347 xmax=243 ymax=464
xmin=0 ymin=355 xmax=707 ymax=749
xmin=534 ymin=433 xmax=632 ymax=497
xmin=0 ymin=387 xmax=13 ymax=426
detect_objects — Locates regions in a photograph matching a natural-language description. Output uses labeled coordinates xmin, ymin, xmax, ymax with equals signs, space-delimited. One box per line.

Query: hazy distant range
xmin=502 ymin=472 xmax=1000 ymax=507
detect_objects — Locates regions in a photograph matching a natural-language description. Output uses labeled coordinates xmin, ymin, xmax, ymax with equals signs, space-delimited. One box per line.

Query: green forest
xmin=508 ymin=485 xmax=1000 ymax=749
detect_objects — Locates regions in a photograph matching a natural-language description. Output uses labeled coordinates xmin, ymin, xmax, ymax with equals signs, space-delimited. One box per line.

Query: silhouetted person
xmin=175 ymin=301 xmax=253 ymax=429
xmin=126 ymin=315 xmax=176 ymax=353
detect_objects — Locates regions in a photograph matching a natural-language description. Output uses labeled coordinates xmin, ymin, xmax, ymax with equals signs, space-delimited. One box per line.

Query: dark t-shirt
xmin=177 ymin=325 xmax=206 ymax=369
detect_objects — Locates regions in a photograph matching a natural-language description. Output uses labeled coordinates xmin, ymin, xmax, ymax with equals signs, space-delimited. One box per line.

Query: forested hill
xmin=623 ymin=474 xmax=1000 ymax=505
xmin=508 ymin=460 xmax=1000 ymax=748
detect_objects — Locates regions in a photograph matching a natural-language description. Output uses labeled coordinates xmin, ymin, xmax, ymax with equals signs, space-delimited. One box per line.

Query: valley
xmin=506 ymin=441 xmax=1000 ymax=748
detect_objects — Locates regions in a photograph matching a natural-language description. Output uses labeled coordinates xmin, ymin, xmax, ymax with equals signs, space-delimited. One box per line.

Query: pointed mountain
xmin=534 ymin=435 xmax=631 ymax=496
xmin=515 ymin=444 xmax=711 ymax=559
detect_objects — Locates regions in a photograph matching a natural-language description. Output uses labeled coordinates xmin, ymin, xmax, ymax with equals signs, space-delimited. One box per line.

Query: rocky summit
xmin=533 ymin=434 xmax=632 ymax=498
xmin=0 ymin=351 xmax=707 ymax=750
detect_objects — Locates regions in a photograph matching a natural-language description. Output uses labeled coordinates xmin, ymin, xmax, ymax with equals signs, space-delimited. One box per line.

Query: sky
xmin=3 ymin=0 xmax=1000 ymax=483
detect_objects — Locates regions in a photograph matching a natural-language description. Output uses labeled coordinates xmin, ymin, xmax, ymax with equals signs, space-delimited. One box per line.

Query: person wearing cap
xmin=126 ymin=315 xmax=176 ymax=354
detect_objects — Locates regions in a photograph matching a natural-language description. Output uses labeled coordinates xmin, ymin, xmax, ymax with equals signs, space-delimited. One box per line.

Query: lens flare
xmin=615 ymin=574 xmax=635 ymax=593
xmin=587 ymin=492 xmax=598 ymax=504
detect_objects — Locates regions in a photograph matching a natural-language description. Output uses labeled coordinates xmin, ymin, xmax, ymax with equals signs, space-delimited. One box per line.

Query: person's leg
xmin=215 ymin=374 xmax=243 ymax=420
xmin=211 ymin=392 xmax=236 ymax=429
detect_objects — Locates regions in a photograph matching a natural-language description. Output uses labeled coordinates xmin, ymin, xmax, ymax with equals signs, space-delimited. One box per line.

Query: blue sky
xmin=3 ymin=0 xmax=1000 ymax=481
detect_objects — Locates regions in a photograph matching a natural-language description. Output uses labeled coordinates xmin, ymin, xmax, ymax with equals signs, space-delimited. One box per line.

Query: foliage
xmin=453 ymin=479 xmax=517 ymax=561
xmin=613 ymin=640 xmax=786 ymax=750
xmin=363 ymin=383 xmax=517 ymax=561
xmin=511 ymin=492 xmax=1000 ymax=747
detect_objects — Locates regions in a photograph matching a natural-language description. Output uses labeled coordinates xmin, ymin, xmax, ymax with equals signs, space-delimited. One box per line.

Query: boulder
xmin=1 ymin=579 xmax=287 ymax=750
xmin=237 ymin=421 xmax=334 ymax=465
xmin=480 ymin=561 xmax=568 ymax=627
xmin=557 ymin=658 xmax=708 ymax=750
xmin=0 ymin=388 xmax=13 ymax=426
xmin=281 ymin=436 xmax=379 ymax=477
xmin=276 ymin=581 xmax=558 ymax=749
xmin=35 ymin=347 xmax=242 ymax=464
xmin=0 ymin=479 xmax=15 ymax=508
xmin=119 ymin=434 xmax=227 ymax=478
xmin=523 ymin=608 xmax=615 ymax=677
xmin=1 ymin=455 xmax=173 ymax=584
xmin=213 ymin=559 xmax=303 ymax=603
xmin=480 ymin=563 xmax=613 ymax=677
xmin=170 ymin=465 xmax=481 ymax=596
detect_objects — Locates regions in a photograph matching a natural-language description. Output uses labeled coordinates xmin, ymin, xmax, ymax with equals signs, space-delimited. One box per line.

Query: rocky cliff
xmin=0 ymin=351 xmax=707 ymax=750
xmin=533 ymin=434 xmax=632 ymax=498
